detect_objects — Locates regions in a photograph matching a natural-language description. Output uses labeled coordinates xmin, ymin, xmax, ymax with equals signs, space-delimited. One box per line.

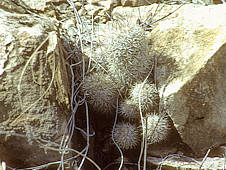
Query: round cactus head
xmin=81 ymin=72 xmax=119 ymax=113
xmin=142 ymin=113 xmax=169 ymax=144
xmin=112 ymin=122 xmax=139 ymax=150
xmin=103 ymin=23 xmax=153 ymax=87
xmin=119 ymin=99 xmax=139 ymax=120
xmin=130 ymin=82 xmax=159 ymax=114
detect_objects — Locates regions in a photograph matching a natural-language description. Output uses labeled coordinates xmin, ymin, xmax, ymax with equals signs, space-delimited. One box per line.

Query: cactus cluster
xmin=80 ymin=22 xmax=171 ymax=150
xmin=115 ymin=82 xmax=169 ymax=149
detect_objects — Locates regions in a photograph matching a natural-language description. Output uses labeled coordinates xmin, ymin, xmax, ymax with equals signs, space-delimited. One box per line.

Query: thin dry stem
xmin=112 ymin=97 xmax=124 ymax=170
xmin=15 ymin=35 xmax=55 ymax=124
xmin=199 ymin=148 xmax=211 ymax=170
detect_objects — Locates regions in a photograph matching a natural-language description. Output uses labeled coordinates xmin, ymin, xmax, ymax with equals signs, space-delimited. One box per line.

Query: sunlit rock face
xmin=148 ymin=4 xmax=226 ymax=155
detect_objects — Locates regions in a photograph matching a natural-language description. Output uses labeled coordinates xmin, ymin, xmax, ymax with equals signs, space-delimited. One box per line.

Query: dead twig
xmin=199 ymin=148 xmax=211 ymax=170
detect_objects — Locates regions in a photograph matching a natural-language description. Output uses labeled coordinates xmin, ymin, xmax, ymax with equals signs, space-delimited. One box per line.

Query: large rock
xmin=112 ymin=4 xmax=226 ymax=156
xmin=153 ymin=5 xmax=226 ymax=156
xmin=0 ymin=9 xmax=71 ymax=168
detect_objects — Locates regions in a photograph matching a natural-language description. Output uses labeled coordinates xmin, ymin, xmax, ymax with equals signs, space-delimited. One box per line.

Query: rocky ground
xmin=0 ymin=0 xmax=226 ymax=170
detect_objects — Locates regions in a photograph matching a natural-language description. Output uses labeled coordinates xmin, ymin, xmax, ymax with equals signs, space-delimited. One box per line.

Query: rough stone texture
xmin=148 ymin=156 xmax=226 ymax=170
xmin=209 ymin=145 xmax=226 ymax=157
xmin=18 ymin=0 xmax=50 ymax=11
xmin=112 ymin=4 xmax=226 ymax=156
xmin=0 ymin=9 xmax=71 ymax=168
xmin=153 ymin=5 xmax=226 ymax=156
xmin=0 ymin=0 xmax=67 ymax=14
xmin=121 ymin=0 xmax=152 ymax=6
xmin=0 ymin=0 xmax=48 ymax=12
xmin=0 ymin=0 xmax=27 ymax=14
